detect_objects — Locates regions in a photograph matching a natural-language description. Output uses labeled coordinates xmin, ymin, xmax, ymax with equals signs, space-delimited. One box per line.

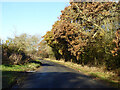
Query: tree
xmin=44 ymin=1 xmax=120 ymax=71
xmin=2 ymin=33 xmax=41 ymax=65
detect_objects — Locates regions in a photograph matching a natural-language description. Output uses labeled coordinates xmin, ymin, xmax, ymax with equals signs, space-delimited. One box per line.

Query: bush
xmin=2 ymin=43 xmax=31 ymax=65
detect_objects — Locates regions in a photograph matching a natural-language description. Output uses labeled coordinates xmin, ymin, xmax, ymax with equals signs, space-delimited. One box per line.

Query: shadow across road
xmin=10 ymin=60 xmax=117 ymax=88
xmin=42 ymin=64 xmax=54 ymax=66
xmin=13 ymin=71 xmax=114 ymax=88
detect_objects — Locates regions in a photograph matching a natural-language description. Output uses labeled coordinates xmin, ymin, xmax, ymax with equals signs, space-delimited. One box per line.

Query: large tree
xmin=44 ymin=1 xmax=120 ymax=71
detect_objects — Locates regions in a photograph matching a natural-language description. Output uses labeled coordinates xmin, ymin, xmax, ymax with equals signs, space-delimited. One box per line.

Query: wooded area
xmin=1 ymin=1 xmax=120 ymax=88
xmin=44 ymin=1 xmax=120 ymax=75
xmin=1 ymin=0 xmax=120 ymax=77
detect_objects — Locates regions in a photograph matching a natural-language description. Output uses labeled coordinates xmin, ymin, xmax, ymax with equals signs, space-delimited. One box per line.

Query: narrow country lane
xmin=13 ymin=59 xmax=112 ymax=88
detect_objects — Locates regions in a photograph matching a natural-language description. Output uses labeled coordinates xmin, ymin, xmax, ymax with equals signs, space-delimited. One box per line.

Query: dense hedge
xmin=2 ymin=42 xmax=31 ymax=65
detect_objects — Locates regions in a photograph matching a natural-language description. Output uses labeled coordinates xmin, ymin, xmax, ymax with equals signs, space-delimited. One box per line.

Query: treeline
xmin=44 ymin=1 xmax=120 ymax=75
xmin=2 ymin=33 xmax=41 ymax=65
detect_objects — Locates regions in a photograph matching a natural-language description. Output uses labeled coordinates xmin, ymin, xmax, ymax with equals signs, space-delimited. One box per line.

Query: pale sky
xmin=0 ymin=2 xmax=69 ymax=41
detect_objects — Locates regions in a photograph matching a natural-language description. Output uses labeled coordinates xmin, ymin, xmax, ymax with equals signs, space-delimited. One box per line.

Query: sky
xmin=0 ymin=1 xmax=70 ymax=41
xmin=0 ymin=0 xmax=119 ymax=41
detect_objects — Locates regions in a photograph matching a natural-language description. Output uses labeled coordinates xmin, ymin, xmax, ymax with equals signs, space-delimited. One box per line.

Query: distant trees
xmin=44 ymin=1 xmax=120 ymax=74
xmin=2 ymin=33 xmax=41 ymax=65
xmin=38 ymin=39 xmax=55 ymax=59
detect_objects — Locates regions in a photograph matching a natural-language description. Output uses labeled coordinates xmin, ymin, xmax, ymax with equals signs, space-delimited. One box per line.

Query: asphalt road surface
xmin=13 ymin=59 xmax=112 ymax=88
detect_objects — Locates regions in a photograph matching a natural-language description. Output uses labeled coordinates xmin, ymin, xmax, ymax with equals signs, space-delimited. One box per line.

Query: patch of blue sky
xmin=1 ymin=2 xmax=70 ymax=41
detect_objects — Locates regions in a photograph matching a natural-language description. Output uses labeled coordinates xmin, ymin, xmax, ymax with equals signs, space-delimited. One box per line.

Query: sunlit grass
xmin=0 ymin=60 xmax=41 ymax=71
xmin=1 ymin=59 xmax=41 ymax=88
xmin=1 ymin=63 xmax=39 ymax=72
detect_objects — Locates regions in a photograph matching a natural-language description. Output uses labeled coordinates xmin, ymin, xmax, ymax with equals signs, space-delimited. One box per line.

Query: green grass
xmin=89 ymin=73 xmax=120 ymax=88
xmin=0 ymin=60 xmax=41 ymax=88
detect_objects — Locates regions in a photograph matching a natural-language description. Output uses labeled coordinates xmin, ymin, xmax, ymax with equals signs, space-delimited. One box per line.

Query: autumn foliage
xmin=44 ymin=1 xmax=120 ymax=74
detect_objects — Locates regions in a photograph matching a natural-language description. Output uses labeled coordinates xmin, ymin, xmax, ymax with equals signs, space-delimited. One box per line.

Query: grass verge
xmin=44 ymin=58 xmax=120 ymax=88
xmin=0 ymin=59 xmax=42 ymax=88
